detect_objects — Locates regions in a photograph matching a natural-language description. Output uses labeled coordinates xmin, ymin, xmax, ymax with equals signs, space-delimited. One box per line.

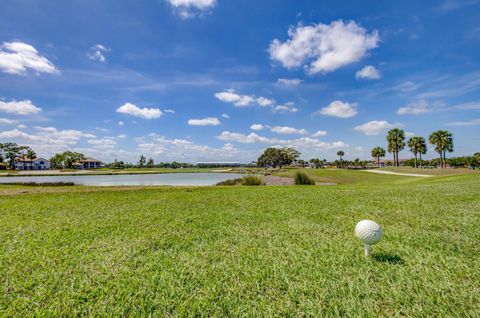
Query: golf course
xmin=1 ymin=169 xmax=479 ymax=316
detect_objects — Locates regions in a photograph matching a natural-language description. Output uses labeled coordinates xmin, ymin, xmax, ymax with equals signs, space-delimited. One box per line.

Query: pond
xmin=0 ymin=173 xmax=242 ymax=186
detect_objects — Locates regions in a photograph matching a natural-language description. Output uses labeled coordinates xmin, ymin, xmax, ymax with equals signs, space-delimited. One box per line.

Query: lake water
xmin=0 ymin=173 xmax=242 ymax=186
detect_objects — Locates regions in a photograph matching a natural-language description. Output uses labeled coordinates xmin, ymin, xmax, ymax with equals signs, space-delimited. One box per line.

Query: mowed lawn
xmin=0 ymin=173 xmax=479 ymax=316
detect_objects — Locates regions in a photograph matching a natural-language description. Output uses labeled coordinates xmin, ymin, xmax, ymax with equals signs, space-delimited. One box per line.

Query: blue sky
xmin=0 ymin=0 xmax=479 ymax=163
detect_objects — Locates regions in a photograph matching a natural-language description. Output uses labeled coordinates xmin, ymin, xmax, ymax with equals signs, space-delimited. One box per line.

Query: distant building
xmin=196 ymin=162 xmax=241 ymax=168
xmin=14 ymin=157 xmax=50 ymax=171
xmin=75 ymin=157 xmax=102 ymax=169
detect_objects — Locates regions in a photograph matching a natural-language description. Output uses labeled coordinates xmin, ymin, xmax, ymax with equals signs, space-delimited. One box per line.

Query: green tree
xmin=387 ymin=128 xmax=406 ymax=167
xmin=336 ymin=150 xmax=345 ymax=168
xmin=429 ymin=130 xmax=453 ymax=168
xmin=146 ymin=157 xmax=154 ymax=168
xmin=257 ymin=147 xmax=300 ymax=168
xmin=26 ymin=149 xmax=37 ymax=160
xmin=371 ymin=147 xmax=386 ymax=166
xmin=0 ymin=142 xmax=30 ymax=169
xmin=63 ymin=151 xmax=85 ymax=169
xmin=407 ymin=137 xmax=427 ymax=168
xmin=49 ymin=153 xmax=65 ymax=169
xmin=138 ymin=155 xmax=146 ymax=168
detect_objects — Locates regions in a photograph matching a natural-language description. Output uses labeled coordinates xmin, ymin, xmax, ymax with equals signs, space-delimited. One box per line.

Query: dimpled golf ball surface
xmin=355 ymin=220 xmax=383 ymax=245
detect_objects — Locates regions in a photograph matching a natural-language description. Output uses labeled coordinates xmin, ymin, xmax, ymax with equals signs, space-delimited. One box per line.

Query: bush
xmin=216 ymin=178 xmax=243 ymax=186
xmin=241 ymin=175 xmax=264 ymax=186
xmin=294 ymin=172 xmax=316 ymax=185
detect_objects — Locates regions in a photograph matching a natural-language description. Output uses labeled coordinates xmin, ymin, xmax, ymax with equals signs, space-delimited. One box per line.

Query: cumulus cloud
xmin=277 ymin=78 xmax=302 ymax=86
xmin=88 ymin=137 xmax=117 ymax=149
xmin=314 ymin=100 xmax=357 ymax=118
xmin=0 ymin=99 xmax=42 ymax=115
xmin=166 ymin=0 xmax=217 ymax=18
xmin=87 ymin=44 xmax=110 ymax=62
xmin=216 ymin=131 xmax=270 ymax=144
xmin=214 ymin=90 xmax=255 ymax=107
xmin=0 ymin=118 xmax=17 ymax=125
xmin=354 ymin=120 xmax=398 ymax=136
xmin=250 ymin=124 xmax=264 ymax=131
xmin=256 ymin=97 xmax=276 ymax=107
xmin=270 ymin=126 xmax=307 ymax=135
xmin=273 ymin=102 xmax=299 ymax=113
xmin=164 ymin=109 xmax=176 ymax=114
xmin=397 ymin=100 xmax=431 ymax=115
xmin=187 ymin=117 xmax=221 ymax=126
xmin=216 ymin=131 xmax=347 ymax=155
xmin=221 ymin=113 xmax=230 ymax=119
xmin=116 ymin=102 xmax=163 ymax=119
xmin=136 ymin=133 xmax=241 ymax=162
xmin=269 ymin=20 xmax=379 ymax=74
xmin=312 ymin=130 xmax=327 ymax=137
xmin=355 ymin=65 xmax=381 ymax=80
xmin=0 ymin=41 xmax=58 ymax=75
xmin=118 ymin=121 xmax=124 ymax=126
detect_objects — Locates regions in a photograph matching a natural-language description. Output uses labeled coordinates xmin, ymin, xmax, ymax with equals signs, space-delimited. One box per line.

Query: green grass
xmin=276 ymin=168 xmax=414 ymax=184
xmin=380 ymin=166 xmax=480 ymax=175
xmin=0 ymin=172 xmax=479 ymax=316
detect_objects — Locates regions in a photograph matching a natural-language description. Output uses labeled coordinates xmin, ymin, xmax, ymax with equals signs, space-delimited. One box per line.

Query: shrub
xmin=216 ymin=178 xmax=243 ymax=186
xmin=294 ymin=172 xmax=316 ymax=185
xmin=241 ymin=175 xmax=264 ymax=186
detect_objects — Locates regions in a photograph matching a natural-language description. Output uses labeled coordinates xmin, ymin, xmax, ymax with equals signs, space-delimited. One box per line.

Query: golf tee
xmin=364 ymin=244 xmax=371 ymax=257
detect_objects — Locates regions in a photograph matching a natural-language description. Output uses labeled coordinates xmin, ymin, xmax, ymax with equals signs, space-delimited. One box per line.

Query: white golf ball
xmin=355 ymin=220 xmax=383 ymax=245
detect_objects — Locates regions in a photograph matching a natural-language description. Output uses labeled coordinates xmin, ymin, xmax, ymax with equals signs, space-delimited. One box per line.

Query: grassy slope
xmin=275 ymin=168 xmax=413 ymax=184
xmin=1 ymin=174 xmax=479 ymax=316
xmin=380 ymin=167 xmax=480 ymax=175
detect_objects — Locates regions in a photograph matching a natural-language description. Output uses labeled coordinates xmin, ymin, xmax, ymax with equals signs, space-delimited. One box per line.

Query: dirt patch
xmin=265 ymin=175 xmax=295 ymax=186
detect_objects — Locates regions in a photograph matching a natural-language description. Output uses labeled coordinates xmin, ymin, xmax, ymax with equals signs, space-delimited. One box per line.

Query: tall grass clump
xmin=216 ymin=178 xmax=243 ymax=186
xmin=241 ymin=175 xmax=264 ymax=186
xmin=294 ymin=172 xmax=316 ymax=185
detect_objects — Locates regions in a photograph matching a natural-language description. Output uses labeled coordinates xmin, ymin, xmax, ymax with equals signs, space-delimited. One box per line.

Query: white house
xmin=14 ymin=157 xmax=50 ymax=171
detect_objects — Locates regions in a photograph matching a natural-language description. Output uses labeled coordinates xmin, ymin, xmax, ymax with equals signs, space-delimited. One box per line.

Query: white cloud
xmin=0 ymin=41 xmax=58 ymax=75
xmin=118 ymin=121 xmax=124 ymax=126
xmin=117 ymin=134 xmax=127 ymax=139
xmin=221 ymin=113 xmax=230 ymax=119
xmin=452 ymin=102 xmax=480 ymax=110
xmin=314 ymin=100 xmax=357 ymax=118
xmin=277 ymin=78 xmax=302 ymax=86
xmin=0 ymin=99 xmax=42 ymax=115
xmin=214 ymin=90 xmax=256 ymax=107
xmin=270 ymin=126 xmax=307 ymax=135
xmin=355 ymin=65 xmax=381 ymax=80
xmin=250 ymin=124 xmax=264 ymax=131
xmin=354 ymin=120 xmax=398 ymax=136
xmin=17 ymin=124 xmax=27 ymax=129
xmin=397 ymin=100 xmax=431 ymax=115
xmin=164 ymin=109 xmax=176 ymax=114
xmin=87 ymin=44 xmax=110 ymax=63
xmin=312 ymin=130 xmax=327 ymax=137
xmin=405 ymin=131 xmax=415 ymax=137
xmin=269 ymin=20 xmax=379 ymax=74
xmin=216 ymin=131 xmax=347 ymax=156
xmin=116 ymin=102 xmax=163 ymax=119
xmin=0 ymin=118 xmax=17 ymax=125
xmin=394 ymin=81 xmax=420 ymax=92
xmin=187 ymin=117 xmax=221 ymax=126
xmin=273 ymin=102 xmax=299 ymax=113
xmin=256 ymin=97 xmax=276 ymax=107
xmin=217 ymin=131 xmax=270 ymax=144
xmin=88 ymin=137 xmax=117 ymax=149
xmin=447 ymin=118 xmax=480 ymax=126
xmin=166 ymin=0 xmax=216 ymax=18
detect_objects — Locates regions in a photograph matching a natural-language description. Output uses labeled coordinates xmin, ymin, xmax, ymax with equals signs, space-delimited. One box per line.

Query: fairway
xmin=1 ymin=172 xmax=479 ymax=316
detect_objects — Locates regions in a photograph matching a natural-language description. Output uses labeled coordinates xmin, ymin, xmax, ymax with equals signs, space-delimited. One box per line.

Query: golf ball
xmin=355 ymin=220 xmax=383 ymax=245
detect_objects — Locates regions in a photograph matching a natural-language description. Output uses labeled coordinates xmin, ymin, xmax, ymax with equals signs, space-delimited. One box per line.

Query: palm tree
xmin=407 ymin=137 xmax=427 ymax=168
xmin=336 ymin=150 xmax=344 ymax=167
xmin=429 ymin=130 xmax=453 ymax=168
xmin=386 ymin=129 xmax=406 ymax=167
xmin=371 ymin=147 xmax=386 ymax=166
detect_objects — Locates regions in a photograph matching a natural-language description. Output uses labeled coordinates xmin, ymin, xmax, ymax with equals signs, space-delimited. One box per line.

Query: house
xmin=75 ymin=157 xmax=102 ymax=169
xmin=14 ymin=157 xmax=50 ymax=171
